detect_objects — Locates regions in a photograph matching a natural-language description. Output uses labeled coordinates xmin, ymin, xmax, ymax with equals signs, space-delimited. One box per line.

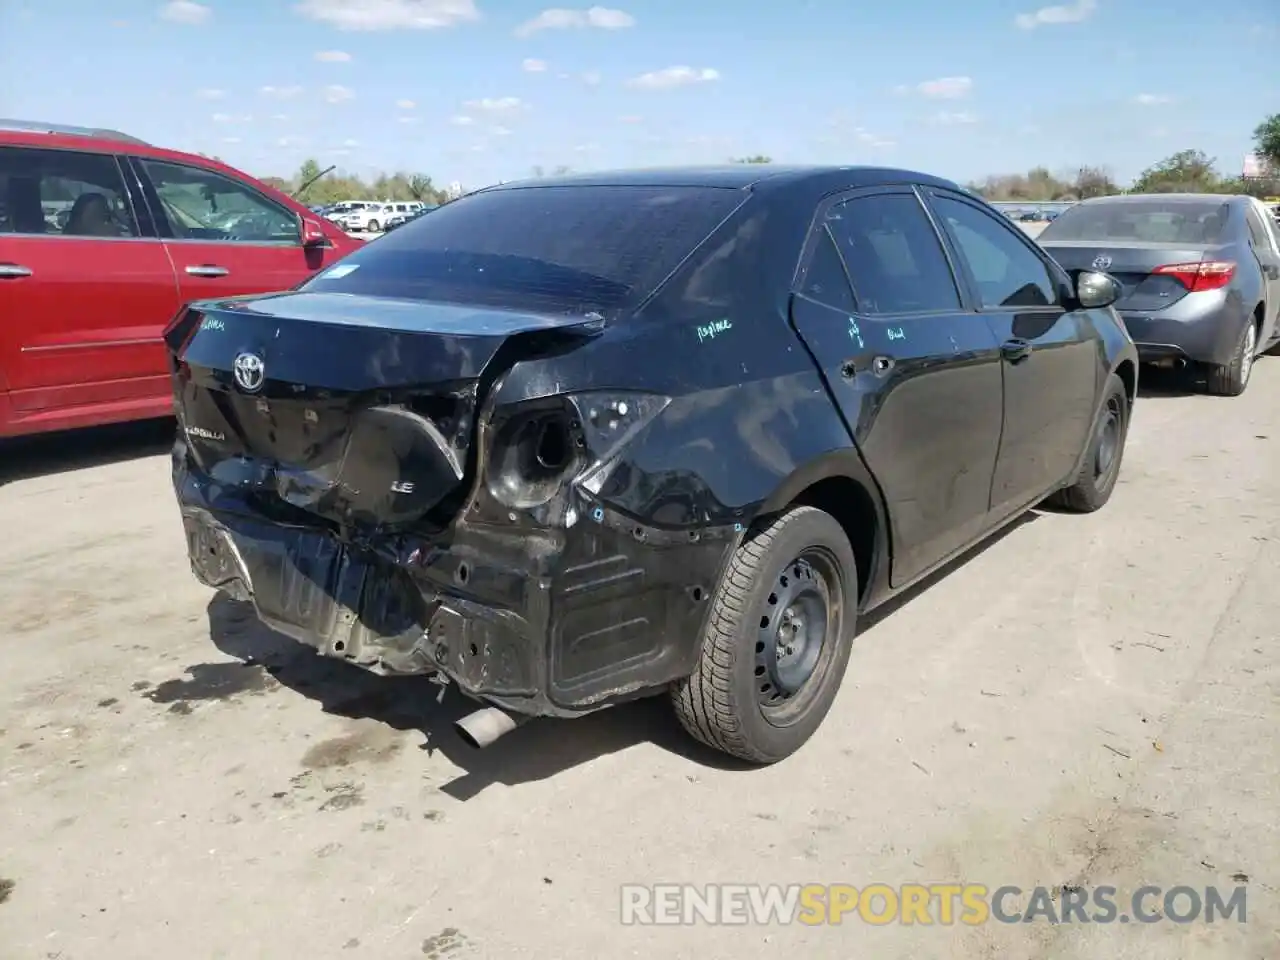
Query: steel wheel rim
xmin=754 ymin=547 xmax=841 ymax=720
xmin=1241 ymin=325 xmax=1256 ymax=384
xmin=1094 ymin=395 xmax=1123 ymax=479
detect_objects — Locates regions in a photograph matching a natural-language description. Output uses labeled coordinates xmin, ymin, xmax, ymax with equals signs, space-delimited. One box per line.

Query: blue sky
xmin=1 ymin=0 xmax=1276 ymax=189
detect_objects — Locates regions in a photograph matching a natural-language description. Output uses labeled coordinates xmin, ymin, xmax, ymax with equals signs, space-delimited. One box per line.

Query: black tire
xmin=671 ymin=506 xmax=858 ymax=764
xmin=367 ymin=220 xmax=380 ymax=233
xmin=1205 ymin=320 xmax=1257 ymax=396
xmin=1046 ymin=372 xmax=1129 ymax=513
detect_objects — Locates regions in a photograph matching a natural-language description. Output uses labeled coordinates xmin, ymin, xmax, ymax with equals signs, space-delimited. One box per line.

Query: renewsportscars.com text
xmin=620 ymin=883 xmax=1248 ymax=926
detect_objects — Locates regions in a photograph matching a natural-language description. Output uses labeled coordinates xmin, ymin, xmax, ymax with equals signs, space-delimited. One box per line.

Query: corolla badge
xmin=233 ymin=351 xmax=265 ymax=393
xmin=1091 ymin=254 xmax=1113 ymax=270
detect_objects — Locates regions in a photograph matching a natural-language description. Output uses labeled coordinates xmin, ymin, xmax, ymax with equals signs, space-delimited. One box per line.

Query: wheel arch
xmin=753 ymin=448 xmax=890 ymax=608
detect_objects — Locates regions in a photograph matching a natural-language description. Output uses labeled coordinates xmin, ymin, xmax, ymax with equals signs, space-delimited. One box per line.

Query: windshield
xmin=1039 ymin=199 xmax=1231 ymax=244
xmin=301 ymin=183 xmax=746 ymax=315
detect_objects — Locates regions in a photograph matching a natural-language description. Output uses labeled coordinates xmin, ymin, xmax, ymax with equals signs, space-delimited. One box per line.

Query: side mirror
xmin=1074 ymin=270 xmax=1121 ymax=309
xmin=301 ymin=218 xmax=329 ymax=248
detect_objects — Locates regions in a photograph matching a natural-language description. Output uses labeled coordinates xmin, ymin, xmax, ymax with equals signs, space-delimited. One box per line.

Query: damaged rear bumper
xmin=177 ymin=457 xmax=733 ymax=720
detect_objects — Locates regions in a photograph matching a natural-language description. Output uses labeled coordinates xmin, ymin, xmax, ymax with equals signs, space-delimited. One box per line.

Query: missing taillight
xmin=486 ymin=408 xmax=581 ymax=509
xmin=482 ymin=391 xmax=671 ymax=513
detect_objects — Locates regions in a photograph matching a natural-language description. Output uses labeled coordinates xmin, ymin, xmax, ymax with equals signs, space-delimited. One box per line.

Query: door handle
xmin=185 ymin=265 xmax=229 ymax=278
xmin=0 ymin=263 xmax=33 ymax=279
xmin=1001 ymin=338 xmax=1033 ymax=363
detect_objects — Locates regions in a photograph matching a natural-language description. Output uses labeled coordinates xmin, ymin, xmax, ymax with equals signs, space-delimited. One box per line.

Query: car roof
xmin=484 ymin=164 xmax=963 ymax=196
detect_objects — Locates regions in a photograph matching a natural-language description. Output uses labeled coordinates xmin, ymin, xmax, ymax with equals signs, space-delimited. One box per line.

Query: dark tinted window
xmin=1039 ymin=199 xmax=1231 ymax=244
xmin=303 ymin=184 xmax=746 ymax=315
xmin=825 ymin=193 xmax=960 ymax=314
xmin=933 ymin=196 xmax=1056 ymax=308
xmin=801 ymin=227 xmax=855 ymax=311
xmin=0 ymin=146 xmax=138 ymax=237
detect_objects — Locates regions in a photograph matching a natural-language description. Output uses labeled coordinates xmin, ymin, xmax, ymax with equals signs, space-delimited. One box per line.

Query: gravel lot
xmin=2 ymin=361 xmax=1278 ymax=959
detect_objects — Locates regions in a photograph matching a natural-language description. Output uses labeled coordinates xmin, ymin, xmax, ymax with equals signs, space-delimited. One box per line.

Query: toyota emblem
xmin=1091 ymin=254 xmax=1113 ymax=270
xmin=233 ymin=351 xmax=265 ymax=393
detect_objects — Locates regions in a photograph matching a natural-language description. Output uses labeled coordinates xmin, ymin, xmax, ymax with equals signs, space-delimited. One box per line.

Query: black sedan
xmin=1038 ymin=194 xmax=1280 ymax=396
xmin=164 ymin=165 xmax=1138 ymax=764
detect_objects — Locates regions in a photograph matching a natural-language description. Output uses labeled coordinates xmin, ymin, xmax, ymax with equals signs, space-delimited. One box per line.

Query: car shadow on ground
xmin=200 ymin=512 xmax=1042 ymax=798
xmin=204 ymin=594 xmax=743 ymax=799
xmin=0 ymin=418 xmax=175 ymax=487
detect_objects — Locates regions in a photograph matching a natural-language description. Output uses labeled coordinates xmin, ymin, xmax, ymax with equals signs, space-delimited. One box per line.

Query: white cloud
xmin=221 ymin=136 xmax=241 ymax=144
xmin=1015 ymin=0 xmax=1096 ymax=29
xmin=932 ymin=110 xmax=978 ymax=124
xmin=159 ymin=0 xmax=210 ymax=24
xmin=323 ymin=84 xmax=355 ymax=103
xmin=514 ymin=5 xmax=634 ymax=36
xmin=296 ymin=0 xmax=479 ymax=30
xmin=490 ymin=125 xmax=513 ymax=136
xmin=1133 ymin=93 xmax=1171 ymax=105
xmin=396 ymin=98 xmax=417 ymax=109
xmin=451 ymin=115 xmax=475 ymax=125
xmin=260 ymin=85 xmax=305 ymax=99
xmin=464 ymin=96 xmax=522 ymax=112
xmin=195 ymin=88 xmax=224 ymax=100
xmin=618 ymin=114 xmax=642 ymax=123
xmin=270 ymin=113 xmax=289 ymax=121
xmin=397 ymin=116 xmax=419 ymax=124
xmin=916 ymin=76 xmax=972 ymax=99
xmin=315 ymin=49 xmax=352 ymax=61
xmin=626 ymin=66 xmax=719 ymax=90
xmin=343 ymin=138 xmax=360 ymax=147
xmin=581 ymin=70 xmax=602 ymax=85
xmin=211 ymin=113 xmax=234 ymax=123
xmin=277 ymin=136 xmax=303 ymax=147
xmin=522 ymin=58 xmax=547 ymax=72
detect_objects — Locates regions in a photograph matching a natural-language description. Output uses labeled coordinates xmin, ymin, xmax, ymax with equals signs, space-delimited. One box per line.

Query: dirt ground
xmin=1 ymin=363 xmax=1278 ymax=960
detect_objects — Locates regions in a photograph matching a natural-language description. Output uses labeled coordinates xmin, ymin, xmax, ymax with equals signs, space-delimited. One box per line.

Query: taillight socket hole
xmin=455 ymin=562 xmax=470 ymax=586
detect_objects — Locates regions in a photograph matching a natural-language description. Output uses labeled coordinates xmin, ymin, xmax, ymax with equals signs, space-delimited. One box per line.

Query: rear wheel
xmin=367 ymin=219 xmax=380 ymax=233
xmin=1046 ymin=372 xmax=1129 ymax=513
xmin=671 ymin=506 xmax=858 ymax=764
xmin=1205 ymin=321 xmax=1257 ymax=396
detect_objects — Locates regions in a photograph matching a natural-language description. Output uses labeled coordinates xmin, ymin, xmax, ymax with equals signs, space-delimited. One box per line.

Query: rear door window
xmin=303 ymin=183 xmax=747 ymax=315
xmin=0 ymin=146 xmax=139 ymax=237
xmin=1245 ymin=206 xmax=1277 ymax=253
xmin=823 ymin=193 xmax=961 ymax=315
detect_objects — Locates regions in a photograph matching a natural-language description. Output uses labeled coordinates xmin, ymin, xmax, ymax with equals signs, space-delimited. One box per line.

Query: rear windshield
xmin=1039 ymin=199 xmax=1231 ymax=244
xmin=301 ymin=183 xmax=746 ymax=315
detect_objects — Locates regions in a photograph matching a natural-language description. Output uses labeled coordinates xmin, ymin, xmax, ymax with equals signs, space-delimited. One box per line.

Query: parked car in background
xmin=337 ymin=202 xmax=414 ymax=233
xmin=1037 ymin=193 xmax=1280 ymax=396
xmin=166 ymin=164 xmax=1136 ymax=764
xmin=383 ymin=203 xmax=435 ymax=231
xmin=324 ymin=200 xmax=379 ymax=228
xmin=0 ymin=118 xmax=362 ymax=439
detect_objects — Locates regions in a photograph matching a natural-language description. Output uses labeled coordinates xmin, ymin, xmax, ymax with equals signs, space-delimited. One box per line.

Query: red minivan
xmin=0 ymin=120 xmax=363 ymax=439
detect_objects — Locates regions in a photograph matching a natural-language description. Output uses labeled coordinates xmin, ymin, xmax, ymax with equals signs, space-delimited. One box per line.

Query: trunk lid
xmin=1038 ymin=241 xmax=1218 ymax=311
xmin=167 ymin=291 xmax=603 ymax=530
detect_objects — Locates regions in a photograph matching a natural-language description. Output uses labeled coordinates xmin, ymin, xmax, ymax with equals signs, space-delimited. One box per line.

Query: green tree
xmin=1253 ymin=114 xmax=1280 ymax=171
xmin=1129 ymin=149 xmax=1222 ymax=193
xmin=1071 ymin=165 xmax=1119 ymax=199
xmin=733 ymin=155 xmax=772 ymax=163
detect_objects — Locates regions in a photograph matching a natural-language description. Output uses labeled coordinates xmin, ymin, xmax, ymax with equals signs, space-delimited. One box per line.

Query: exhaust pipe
xmin=456 ymin=706 xmax=527 ymax=748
